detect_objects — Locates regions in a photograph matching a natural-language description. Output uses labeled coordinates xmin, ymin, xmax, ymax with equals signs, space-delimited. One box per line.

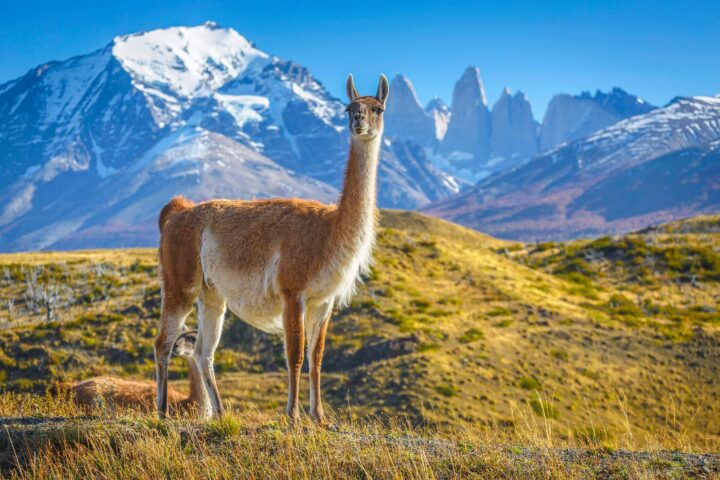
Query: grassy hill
xmin=0 ymin=211 xmax=719 ymax=477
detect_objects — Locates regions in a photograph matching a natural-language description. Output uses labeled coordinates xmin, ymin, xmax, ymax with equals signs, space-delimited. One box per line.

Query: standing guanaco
xmin=154 ymin=74 xmax=389 ymax=423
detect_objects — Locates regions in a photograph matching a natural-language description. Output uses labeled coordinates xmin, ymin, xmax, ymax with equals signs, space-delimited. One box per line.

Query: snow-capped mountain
xmin=0 ymin=129 xmax=339 ymax=250
xmin=0 ymin=23 xmax=455 ymax=251
xmin=2 ymin=22 xmax=714 ymax=251
xmin=539 ymin=87 xmax=656 ymax=151
xmin=425 ymin=95 xmax=720 ymax=240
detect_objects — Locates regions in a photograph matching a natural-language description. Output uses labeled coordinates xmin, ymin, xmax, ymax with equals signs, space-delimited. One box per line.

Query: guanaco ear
xmin=172 ymin=330 xmax=197 ymax=358
xmin=346 ymin=74 xmax=359 ymax=102
xmin=376 ymin=74 xmax=389 ymax=107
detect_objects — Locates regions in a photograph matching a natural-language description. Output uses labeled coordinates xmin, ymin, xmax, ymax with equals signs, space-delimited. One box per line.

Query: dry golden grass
xmin=0 ymin=249 xmax=156 ymax=267
xmin=1 ymin=392 xmax=719 ymax=479
xmin=1 ymin=211 xmax=719 ymax=478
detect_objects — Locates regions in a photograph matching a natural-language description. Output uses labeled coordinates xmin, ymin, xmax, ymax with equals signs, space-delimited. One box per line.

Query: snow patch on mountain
xmin=112 ymin=23 xmax=269 ymax=125
xmin=40 ymin=48 xmax=113 ymax=126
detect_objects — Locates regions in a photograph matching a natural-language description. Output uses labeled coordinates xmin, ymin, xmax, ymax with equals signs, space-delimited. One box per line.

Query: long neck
xmin=333 ymin=136 xmax=381 ymax=241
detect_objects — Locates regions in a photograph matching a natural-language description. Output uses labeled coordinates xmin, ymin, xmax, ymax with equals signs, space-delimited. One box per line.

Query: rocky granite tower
xmin=490 ymin=88 xmax=538 ymax=159
xmin=439 ymin=67 xmax=492 ymax=168
xmin=384 ymin=75 xmax=437 ymax=147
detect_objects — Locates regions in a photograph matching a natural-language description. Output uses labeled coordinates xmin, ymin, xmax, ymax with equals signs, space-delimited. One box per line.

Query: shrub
xmin=519 ymin=377 xmax=541 ymax=390
xmin=557 ymin=257 xmax=594 ymax=277
xmin=400 ymin=243 xmax=416 ymax=254
xmin=459 ymin=328 xmax=484 ymax=343
xmin=207 ymin=415 xmax=242 ymax=439
xmin=438 ymin=296 xmax=461 ymax=306
xmin=606 ymin=294 xmax=644 ymax=320
xmin=488 ymin=307 xmax=512 ymax=317
xmin=535 ymin=241 xmax=556 ymax=252
xmin=434 ymin=383 xmax=459 ymax=397
xmin=495 ymin=319 xmax=514 ymax=328
xmin=563 ymin=272 xmax=593 ymax=287
xmin=530 ymin=398 xmax=559 ymax=419
xmin=550 ymin=349 xmax=569 ymax=361
xmin=418 ymin=343 xmax=440 ymax=352
xmin=410 ymin=299 xmax=431 ymax=312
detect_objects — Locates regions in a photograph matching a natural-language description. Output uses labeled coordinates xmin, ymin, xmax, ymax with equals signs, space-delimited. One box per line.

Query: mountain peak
xmin=425 ymin=97 xmax=449 ymax=113
xmin=514 ymin=90 xmax=529 ymax=101
xmin=540 ymin=87 xmax=657 ymax=150
xmin=385 ymin=74 xmax=436 ymax=146
xmin=461 ymin=66 xmax=481 ymax=79
xmin=439 ymin=67 xmax=492 ymax=165
xmin=112 ymin=24 xmax=268 ymax=100
xmin=454 ymin=66 xmax=487 ymax=106
xmin=491 ymin=86 xmax=538 ymax=160
xmin=389 ymin=75 xmax=423 ymax=108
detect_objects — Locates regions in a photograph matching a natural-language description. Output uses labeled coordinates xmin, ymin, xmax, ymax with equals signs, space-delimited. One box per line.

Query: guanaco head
xmin=172 ymin=330 xmax=197 ymax=357
xmin=345 ymin=74 xmax=389 ymax=141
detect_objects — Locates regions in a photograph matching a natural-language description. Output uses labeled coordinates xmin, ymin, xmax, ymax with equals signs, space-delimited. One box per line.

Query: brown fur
xmin=62 ymin=368 xmax=201 ymax=414
xmin=59 ymin=330 xmax=203 ymax=414
xmin=158 ymin=195 xmax=195 ymax=231
xmin=154 ymin=74 xmax=390 ymax=423
xmin=66 ymin=376 xmax=190 ymax=413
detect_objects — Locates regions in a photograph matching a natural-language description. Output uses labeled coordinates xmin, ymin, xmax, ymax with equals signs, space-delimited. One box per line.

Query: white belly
xmin=200 ymin=232 xmax=285 ymax=334
xmin=206 ymin=264 xmax=285 ymax=334
xmin=199 ymin=230 xmax=354 ymax=335
xmin=227 ymin=297 xmax=284 ymax=334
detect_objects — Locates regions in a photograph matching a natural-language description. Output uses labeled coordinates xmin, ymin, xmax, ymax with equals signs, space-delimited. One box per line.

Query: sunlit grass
xmin=0 ymin=391 xmax=717 ymax=479
xmin=1 ymin=211 xmax=719 ymax=478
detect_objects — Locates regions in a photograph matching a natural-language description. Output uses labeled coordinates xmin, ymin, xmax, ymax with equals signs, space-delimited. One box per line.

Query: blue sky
xmin=1 ymin=0 xmax=718 ymax=118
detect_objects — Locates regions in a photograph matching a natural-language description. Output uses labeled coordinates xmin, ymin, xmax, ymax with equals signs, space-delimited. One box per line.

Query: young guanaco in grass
xmin=154 ymin=74 xmax=389 ymax=424
xmin=66 ymin=331 xmax=201 ymax=414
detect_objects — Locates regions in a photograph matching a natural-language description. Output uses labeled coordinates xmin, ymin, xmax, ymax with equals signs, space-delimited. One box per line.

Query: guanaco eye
xmin=373 ymin=108 xmax=383 ymax=115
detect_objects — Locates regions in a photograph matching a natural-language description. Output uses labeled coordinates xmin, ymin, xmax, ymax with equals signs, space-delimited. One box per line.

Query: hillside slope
xmin=0 ymin=211 xmax=718 ymax=447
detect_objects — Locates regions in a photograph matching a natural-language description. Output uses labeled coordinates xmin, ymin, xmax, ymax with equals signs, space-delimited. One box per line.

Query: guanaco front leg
xmin=307 ymin=301 xmax=333 ymax=425
xmin=155 ymin=296 xmax=194 ymax=419
xmin=283 ymin=292 xmax=305 ymax=422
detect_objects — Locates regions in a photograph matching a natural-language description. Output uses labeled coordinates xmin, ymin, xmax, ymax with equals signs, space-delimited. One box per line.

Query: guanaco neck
xmin=333 ymin=135 xmax=382 ymax=244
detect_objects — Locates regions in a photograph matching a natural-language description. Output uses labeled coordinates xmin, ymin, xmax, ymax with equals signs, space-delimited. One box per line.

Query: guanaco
xmin=154 ymin=74 xmax=389 ymax=423
xmin=64 ymin=331 xmax=200 ymax=414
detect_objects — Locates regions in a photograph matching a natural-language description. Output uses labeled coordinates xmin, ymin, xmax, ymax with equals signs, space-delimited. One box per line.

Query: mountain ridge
xmin=0 ymin=23 xmax=456 ymax=252
xmin=425 ymin=95 xmax=720 ymax=240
